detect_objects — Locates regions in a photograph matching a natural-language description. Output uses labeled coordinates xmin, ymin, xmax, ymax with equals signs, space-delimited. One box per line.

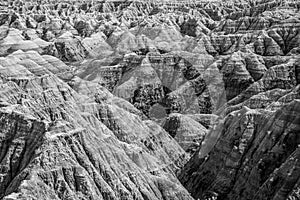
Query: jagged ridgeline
xmin=0 ymin=0 xmax=299 ymax=200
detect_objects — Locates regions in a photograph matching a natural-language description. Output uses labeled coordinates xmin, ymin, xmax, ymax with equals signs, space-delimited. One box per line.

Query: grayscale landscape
xmin=0 ymin=0 xmax=299 ymax=199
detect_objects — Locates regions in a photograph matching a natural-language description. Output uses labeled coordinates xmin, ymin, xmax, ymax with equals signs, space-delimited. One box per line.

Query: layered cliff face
xmin=174 ymin=1 xmax=300 ymax=199
xmin=162 ymin=113 xmax=207 ymax=155
xmin=0 ymin=0 xmax=300 ymax=199
xmin=179 ymin=100 xmax=300 ymax=200
xmin=0 ymin=51 xmax=192 ymax=200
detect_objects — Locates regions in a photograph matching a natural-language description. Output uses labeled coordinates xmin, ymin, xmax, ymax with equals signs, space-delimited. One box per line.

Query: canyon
xmin=0 ymin=0 xmax=299 ymax=199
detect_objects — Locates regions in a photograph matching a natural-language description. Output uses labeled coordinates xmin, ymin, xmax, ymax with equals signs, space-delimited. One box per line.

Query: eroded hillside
xmin=0 ymin=0 xmax=299 ymax=199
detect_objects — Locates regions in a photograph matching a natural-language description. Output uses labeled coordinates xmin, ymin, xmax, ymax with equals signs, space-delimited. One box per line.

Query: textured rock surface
xmin=162 ymin=113 xmax=207 ymax=154
xmin=0 ymin=52 xmax=192 ymax=200
xmin=0 ymin=0 xmax=300 ymax=199
xmin=179 ymin=101 xmax=300 ymax=200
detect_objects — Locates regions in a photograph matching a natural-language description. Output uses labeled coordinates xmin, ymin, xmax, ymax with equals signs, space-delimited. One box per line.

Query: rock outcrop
xmin=0 ymin=51 xmax=193 ymax=200
xmin=179 ymin=101 xmax=300 ymax=200
xmin=0 ymin=0 xmax=299 ymax=199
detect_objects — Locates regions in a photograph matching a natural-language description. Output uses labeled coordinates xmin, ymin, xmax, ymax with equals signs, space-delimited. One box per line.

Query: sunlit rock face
xmin=0 ymin=0 xmax=300 ymax=199
xmin=179 ymin=100 xmax=300 ymax=200
xmin=0 ymin=51 xmax=192 ymax=200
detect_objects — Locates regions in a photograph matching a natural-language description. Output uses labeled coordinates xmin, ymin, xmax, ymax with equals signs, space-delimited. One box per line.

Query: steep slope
xmin=162 ymin=113 xmax=207 ymax=154
xmin=0 ymin=51 xmax=193 ymax=200
xmin=179 ymin=100 xmax=300 ymax=200
xmin=0 ymin=0 xmax=300 ymax=199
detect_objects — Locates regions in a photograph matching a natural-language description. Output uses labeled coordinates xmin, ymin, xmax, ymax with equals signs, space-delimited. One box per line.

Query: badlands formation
xmin=0 ymin=0 xmax=299 ymax=199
